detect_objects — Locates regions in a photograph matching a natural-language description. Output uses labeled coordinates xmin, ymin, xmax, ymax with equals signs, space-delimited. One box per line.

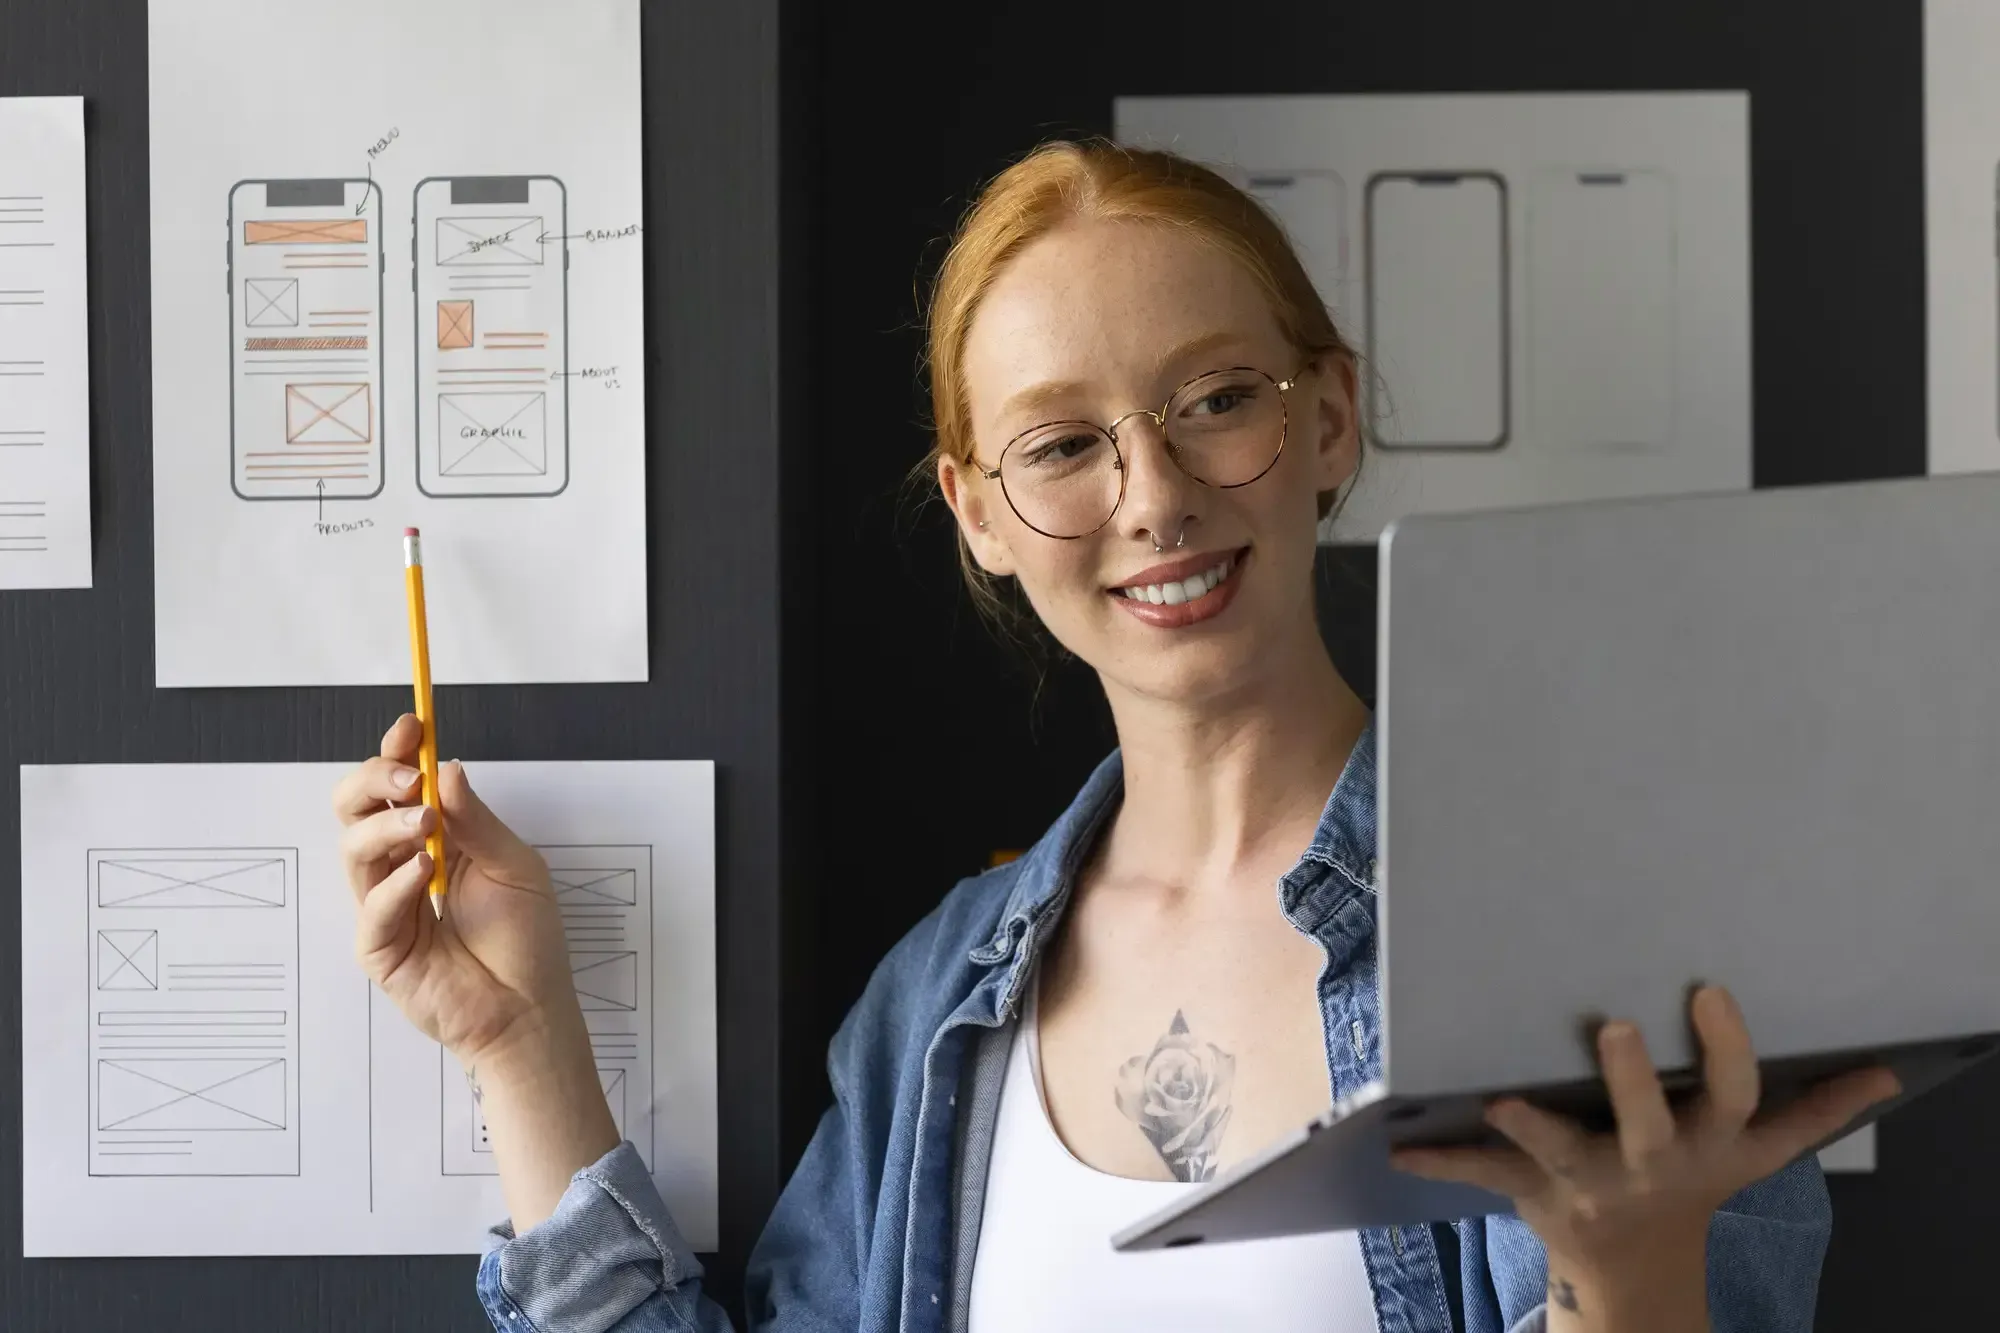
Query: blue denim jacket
xmin=478 ymin=718 xmax=1833 ymax=1332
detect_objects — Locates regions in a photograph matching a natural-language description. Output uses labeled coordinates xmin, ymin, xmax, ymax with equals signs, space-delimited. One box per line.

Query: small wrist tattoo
xmin=1548 ymin=1276 xmax=1580 ymax=1312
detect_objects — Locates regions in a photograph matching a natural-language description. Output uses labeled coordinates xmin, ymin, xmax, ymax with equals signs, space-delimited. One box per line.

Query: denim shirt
xmin=478 ymin=718 xmax=1833 ymax=1333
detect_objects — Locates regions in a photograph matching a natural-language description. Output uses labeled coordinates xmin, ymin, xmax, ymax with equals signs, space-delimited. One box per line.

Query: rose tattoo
xmin=1114 ymin=1011 xmax=1236 ymax=1181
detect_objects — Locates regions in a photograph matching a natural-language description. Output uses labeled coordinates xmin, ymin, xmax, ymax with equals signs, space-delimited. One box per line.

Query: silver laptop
xmin=1115 ymin=474 xmax=2000 ymax=1251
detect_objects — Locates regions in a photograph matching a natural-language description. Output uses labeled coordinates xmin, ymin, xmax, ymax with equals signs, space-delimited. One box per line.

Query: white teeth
xmin=1121 ymin=555 xmax=1235 ymax=608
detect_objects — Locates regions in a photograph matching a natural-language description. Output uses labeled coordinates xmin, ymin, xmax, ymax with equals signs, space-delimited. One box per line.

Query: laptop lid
xmin=1376 ymin=473 xmax=2000 ymax=1100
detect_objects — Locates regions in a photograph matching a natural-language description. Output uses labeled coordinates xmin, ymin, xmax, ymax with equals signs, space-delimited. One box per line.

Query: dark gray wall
xmin=0 ymin=1 xmax=787 ymax=1328
xmin=793 ymin=2 xmax=1981 ymax=1329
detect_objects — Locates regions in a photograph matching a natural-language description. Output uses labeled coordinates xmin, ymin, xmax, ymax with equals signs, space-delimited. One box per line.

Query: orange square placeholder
xmin=437 ymin=299 xmax=474 ymax=350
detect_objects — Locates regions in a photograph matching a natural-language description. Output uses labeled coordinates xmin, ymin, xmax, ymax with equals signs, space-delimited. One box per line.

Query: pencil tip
xmin=431 ymin=894 xmax=443 ymax=919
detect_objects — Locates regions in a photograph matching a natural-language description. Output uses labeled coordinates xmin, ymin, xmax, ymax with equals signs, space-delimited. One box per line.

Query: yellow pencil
xmin=403 ymin=527 xmax=448 ymax=918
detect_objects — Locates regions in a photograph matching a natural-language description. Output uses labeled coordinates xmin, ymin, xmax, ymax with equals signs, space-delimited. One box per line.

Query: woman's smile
xmin=1106 ymin=546 xmax=1250 ymax=628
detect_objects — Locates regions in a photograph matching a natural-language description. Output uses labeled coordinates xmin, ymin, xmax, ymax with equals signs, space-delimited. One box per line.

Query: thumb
xmin=437 ymin=761 xmax=543 ymax=881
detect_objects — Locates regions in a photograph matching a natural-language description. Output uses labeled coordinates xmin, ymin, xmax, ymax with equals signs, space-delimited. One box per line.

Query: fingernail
xmin=403 ymin=806 xmax=427 ymax=828
xmin=393 ymin=767 xmax=419 ymax=789
xmin=1602 ymin=1021 xmax=1638 ymax=1044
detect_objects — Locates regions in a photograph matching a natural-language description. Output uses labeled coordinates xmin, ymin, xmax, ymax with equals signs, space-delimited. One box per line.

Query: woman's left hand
xmin=1390 ymin=985 xmax=1900 ymax=1332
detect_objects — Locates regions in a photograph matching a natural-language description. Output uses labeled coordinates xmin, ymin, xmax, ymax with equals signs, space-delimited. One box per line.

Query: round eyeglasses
xmin=979 ymin=365 xmax=1304 ymax=540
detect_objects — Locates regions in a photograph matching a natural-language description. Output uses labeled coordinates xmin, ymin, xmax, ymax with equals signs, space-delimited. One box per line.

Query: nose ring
xmin=1151 ymin=524 xmax=1187 ymax=555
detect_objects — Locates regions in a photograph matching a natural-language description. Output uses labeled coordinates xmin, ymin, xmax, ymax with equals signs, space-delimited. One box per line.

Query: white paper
xmin=0 ymin=96 xmax=92 ymax=587
xmin=20 ymin=760 xmax=718 ymax=1256
xmin=147 ymin=0 xmax=647 ymax=686
xmin=1114 ymin=93 xmax=1751 ymax=541
xmin=1925 ymin=1 xmax=2000 ymax=475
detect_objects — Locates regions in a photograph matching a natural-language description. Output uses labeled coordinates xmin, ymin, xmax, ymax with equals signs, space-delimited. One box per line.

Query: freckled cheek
xmin=1012 ymin=550 xmax=1109 ymax=617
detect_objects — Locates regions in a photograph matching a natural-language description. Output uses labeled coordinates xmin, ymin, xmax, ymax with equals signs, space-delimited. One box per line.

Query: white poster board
xmin=0 ymin=96 xmax=92 ymax=588
xmin=1925 ymin=1 xmax=2000 ymax=476
xmin=20 ymin=760 xmax=719 ymax=1255
xmin=1114 ymin=93 xmax=1751 ymax=542
xmin=147 ymin=0 xmax=648 ymax=686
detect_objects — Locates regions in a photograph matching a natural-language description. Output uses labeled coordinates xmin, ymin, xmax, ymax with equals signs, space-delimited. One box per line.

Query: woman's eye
xmin=1027 ymin=434 xmax=1096 ymax=464
xmin=1196 ymin=391 xmax=1246 ymax=415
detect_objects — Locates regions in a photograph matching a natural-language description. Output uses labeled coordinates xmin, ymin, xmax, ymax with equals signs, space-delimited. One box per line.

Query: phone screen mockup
xmin=227 ymin=179 xmax=385 ymax=500
xmin=1364 ymin=171 xmax=1510 ymax=450
xmin=413 ymin=176 xmax=569 ymax=498
xmin=1244 ymin=170 xmax=1348 ymax=296
xmin=1527 ymin=169 xmax=1675 ymax=448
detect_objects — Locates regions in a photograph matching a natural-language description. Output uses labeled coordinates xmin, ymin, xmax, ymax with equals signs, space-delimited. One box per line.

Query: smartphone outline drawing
xmin=411 ymin=175 xmax=570 ymax=500
xmin=1241 ymin=168 xmax=1349 ymax=293
xmin=1525 ymin=167 xmax=1676 ymax=450
xmin=1362 ymin=170 xmax=1511 ymax=452
xmin=226 ymin=177 xmax=387 ymax=502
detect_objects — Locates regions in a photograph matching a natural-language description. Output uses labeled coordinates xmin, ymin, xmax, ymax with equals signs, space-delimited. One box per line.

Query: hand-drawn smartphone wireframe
xmin=413 ymin=176 xmax=570 ymax=498
xmin=1363 ymin=171 xmax=1510 ymax=451
xmin=227 ymin=179 xmax=385 ymax=501
xmin=1242 ymin=170 xmax=1348 ymax=293
xmin=84 ymin=847 xmax=302 ymax=1178
xmin=1528 ymin=169 xmax=1676 ymax=449
xmin=441 ymin=844 xmax=653 ymax=1176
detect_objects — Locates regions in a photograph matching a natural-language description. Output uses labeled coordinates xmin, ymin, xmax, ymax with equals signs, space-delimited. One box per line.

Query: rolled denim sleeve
xmin=477 ymin=1140 xmax=733 ymax=1333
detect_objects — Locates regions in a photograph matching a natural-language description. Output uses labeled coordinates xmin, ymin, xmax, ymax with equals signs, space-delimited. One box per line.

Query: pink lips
xmin=1109 ymin=547 xmax=1248 ymax=629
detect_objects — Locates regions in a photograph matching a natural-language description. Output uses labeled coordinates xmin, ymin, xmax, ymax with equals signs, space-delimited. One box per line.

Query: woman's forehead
xmin=965 ymin=221 xmax=1279 ymax=398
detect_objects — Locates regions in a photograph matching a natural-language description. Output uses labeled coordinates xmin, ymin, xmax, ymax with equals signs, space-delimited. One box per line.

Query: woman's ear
xmin=1310 ymin=352 xmax=1361 ymax=493
xmin=938 ymin=454 xmax=1017 ymax=577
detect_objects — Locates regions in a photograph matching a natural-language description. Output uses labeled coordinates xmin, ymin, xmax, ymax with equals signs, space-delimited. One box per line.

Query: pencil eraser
xmin=404 ymin=527 xmax=420 ymax=537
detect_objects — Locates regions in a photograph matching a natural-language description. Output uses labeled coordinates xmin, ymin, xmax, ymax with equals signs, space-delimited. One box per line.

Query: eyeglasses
xmin=979 ymin=364 xmax=1305 ymax=540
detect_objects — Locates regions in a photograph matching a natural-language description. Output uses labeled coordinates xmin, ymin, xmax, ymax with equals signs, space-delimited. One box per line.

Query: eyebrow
xmin=994 ymin=330 xmax=1253 ymax=425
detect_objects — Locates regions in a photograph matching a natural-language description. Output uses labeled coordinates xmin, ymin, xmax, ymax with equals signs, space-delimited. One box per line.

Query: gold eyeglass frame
xmin=979 ymin=364 xmax=1307 ymax=540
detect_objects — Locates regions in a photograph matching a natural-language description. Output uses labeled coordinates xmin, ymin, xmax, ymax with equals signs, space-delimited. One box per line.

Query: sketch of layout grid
xmin=550 ymin=864 xmax=639 ymax=906
xmin=93 ymin=849 xmax=292 ymax=909
xmin=96 ymin=1057 xmax=288 ymax=1132
xmin=442 ymin=844 xmax=655 ymax=1175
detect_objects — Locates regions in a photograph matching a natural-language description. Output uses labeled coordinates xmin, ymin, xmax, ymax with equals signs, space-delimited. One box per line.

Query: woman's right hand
xmin=331 ymin=713 xmax=580 ymax=1068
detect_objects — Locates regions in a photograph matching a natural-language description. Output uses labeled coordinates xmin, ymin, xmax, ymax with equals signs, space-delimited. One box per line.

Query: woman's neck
xmin=1099 ymin=636 xmax=1368 ymax=896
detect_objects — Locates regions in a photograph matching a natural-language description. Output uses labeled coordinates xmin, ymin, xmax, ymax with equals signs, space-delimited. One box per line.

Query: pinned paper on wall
xmin=0 ymin=96 xmax=92 ymax=588
xmin=1115 ymin=92 xmax=1751 ymax=542
xmin=1925 ymin=1 xmax=2000 ymax=475
xmin=148 ymin=0 xmax=648 ymax=687
xmin=20 ymin=760 xmax=719 ymax=1256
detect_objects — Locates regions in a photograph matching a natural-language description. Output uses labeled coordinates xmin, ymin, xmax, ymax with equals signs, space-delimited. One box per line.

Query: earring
xmin=977 ymin=520 xmax=988 ymax=530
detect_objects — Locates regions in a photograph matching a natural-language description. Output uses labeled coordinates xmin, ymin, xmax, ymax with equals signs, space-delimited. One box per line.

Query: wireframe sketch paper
xmin=147 ymin=0 xmax=646 ymax=686
xmin=20 ymin=761 xmax=718 ymax=1256
xmin=1115 ymin=93 xmax=1749 ymax=542
xmin=1924 ymin=1 xmax=2000 ymax=474
xmin=0 ymin=97 xmax=92 ymax=588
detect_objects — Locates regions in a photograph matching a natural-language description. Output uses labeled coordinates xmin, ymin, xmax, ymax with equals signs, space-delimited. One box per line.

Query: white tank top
xmin=966 ymin=979 xmax=1380 ymax=1332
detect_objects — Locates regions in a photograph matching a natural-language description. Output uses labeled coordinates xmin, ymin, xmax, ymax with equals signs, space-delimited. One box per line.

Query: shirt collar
xmin=972 ymin=713 xmax=1380 ymax=966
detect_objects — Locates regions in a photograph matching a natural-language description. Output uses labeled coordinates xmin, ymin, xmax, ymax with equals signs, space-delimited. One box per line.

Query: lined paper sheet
xmin=0 ymin=97 xmax=91 ymax=588
xmin=20 ymin=760 xmax=719 ymax=1256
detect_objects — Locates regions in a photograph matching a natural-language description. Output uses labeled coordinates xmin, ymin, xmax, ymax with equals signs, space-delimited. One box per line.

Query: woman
xmin=333 ymin=140 xmax=1897 ymax=1333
